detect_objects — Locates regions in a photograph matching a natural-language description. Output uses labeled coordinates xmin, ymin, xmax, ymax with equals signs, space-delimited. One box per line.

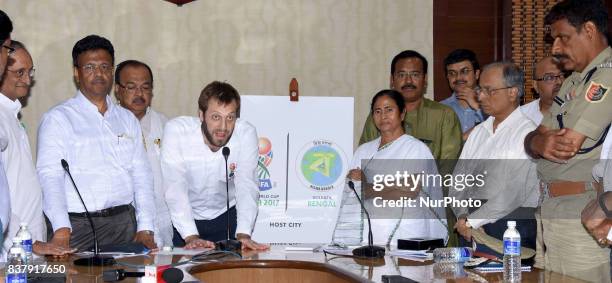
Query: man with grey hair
xmin=451 ymin=62 xmax=539 ymax=257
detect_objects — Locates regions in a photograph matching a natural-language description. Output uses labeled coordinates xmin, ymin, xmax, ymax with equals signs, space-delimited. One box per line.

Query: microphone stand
xmin=215 ymin=147 xmax=242 ymax=252
xmin=61 ymin=159 xmax=115 ymax=266
xmin=348 ymin=181 xmax=385 ymax=258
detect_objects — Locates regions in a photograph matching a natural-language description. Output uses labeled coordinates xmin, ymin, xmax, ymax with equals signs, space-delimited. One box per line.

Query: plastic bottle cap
xmin=507 ymin=221 xmax=516 ymax=227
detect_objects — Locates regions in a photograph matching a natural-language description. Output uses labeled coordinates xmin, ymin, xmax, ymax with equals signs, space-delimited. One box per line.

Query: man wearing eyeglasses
xmin=521 ymin=56 xmax=565 ymax=125
xmin=0 ymin=40 xmax=76 ymax=260
xmin=441 ymin=49 xmax=485 ymax=140
xmin=0 ymin=40 xmax=44 ymax=259
xmin=37 ymin=35 xmax=156 ymax=252
xmin=524 ymin=0 xmax=611 ymax=281
xmin=114 ymin=60 xmax=172 ymax=248
xmin=451 ymin=62 xmax=539 ymax=258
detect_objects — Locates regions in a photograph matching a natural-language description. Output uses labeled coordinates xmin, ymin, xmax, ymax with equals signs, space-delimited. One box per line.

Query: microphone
xmin=347 ymin=180 xmax=385 ymax=258
xmin=103 ymin=267 xmax=183 ymax=283
xmin=215 ymin=147 xmax=242 ymax=252
xmin=61 ymin=159 xmax=115 ymax=266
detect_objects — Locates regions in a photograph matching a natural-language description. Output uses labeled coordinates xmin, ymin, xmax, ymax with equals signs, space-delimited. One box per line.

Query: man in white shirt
xmin=37 ymin=35 xmax=156 ymax=251
xmin=451 ymin=62 xmax=539 ymax=257
xmin=0 ymin=151 xmax=9 ymax=251
xmin=114 ymin=60 xmax=172 ymax=247
xmin=162 ymin=81 xmax=268 ymax=250
xmin=521 ymin=56 xmax=564 ymax=125
xmin=0 ymin=40 xmax=80 ymax=260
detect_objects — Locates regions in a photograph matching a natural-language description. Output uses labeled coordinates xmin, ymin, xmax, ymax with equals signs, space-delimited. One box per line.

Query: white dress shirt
xmin=451 ymin=107 xmax=540 ymax=228
xmin=0 ymin=155 xmax=9 ymax=232
xmin=333 ymin=134 xmax=448 ymax=246
xmin=520 ymin=99 xmax=543 ymax=125
xmin=161 ymin=117 xmax=259 ymax=238
xmin=37 ymin=91 xmax=155 ymax=232
xmin=0 ymin=93 xmax=45 ymax=259
xmin=139 ymin=107 xmax=173 ymax=246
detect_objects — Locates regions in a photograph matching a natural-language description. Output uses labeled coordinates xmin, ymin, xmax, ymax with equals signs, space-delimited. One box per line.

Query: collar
xmin=577 ymin=46 xmax=612 ymax=81
xmin=75 ymin=90 xmax=114 ymax=116
xmin=483 ymin=106 xmax=523 ymax=135
xmin=0 ymin=92 xmax=22 ymax=118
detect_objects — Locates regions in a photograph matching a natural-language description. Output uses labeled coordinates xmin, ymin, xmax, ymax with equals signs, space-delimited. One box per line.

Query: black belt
xmin=68 ymin=204 xmax=131 ymax=218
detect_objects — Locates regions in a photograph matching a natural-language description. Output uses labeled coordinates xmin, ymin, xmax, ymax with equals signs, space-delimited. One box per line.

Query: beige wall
xmin=1 ymin=0 xmax=433 ymax=153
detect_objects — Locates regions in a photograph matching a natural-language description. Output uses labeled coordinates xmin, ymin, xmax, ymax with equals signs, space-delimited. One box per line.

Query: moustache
xmin=552 ymin=54 xmax=569 ymax=62
xmin=454 ymin=80 xmax=467 ymax=85
xmin=132 ymin=97 xmax=146 ymax=104
xmin=401 ymin=84 xmax=416 ymax=90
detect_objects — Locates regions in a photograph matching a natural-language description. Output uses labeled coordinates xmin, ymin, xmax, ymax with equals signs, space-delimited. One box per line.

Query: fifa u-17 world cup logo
xmin=257 ymin=137 xmax=273 ymax=191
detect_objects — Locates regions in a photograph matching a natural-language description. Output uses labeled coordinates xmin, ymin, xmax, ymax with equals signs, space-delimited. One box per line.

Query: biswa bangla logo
xmin=257 ymin=137 xmax=273 ymax=191
xmin=297 ymin=140 xmax=345 ymax=191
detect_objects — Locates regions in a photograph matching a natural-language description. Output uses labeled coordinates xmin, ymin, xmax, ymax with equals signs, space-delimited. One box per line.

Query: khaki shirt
xmin=359 ymin=98 xmax=462 ymax=175
xmin=538 ymin=47 xmax=612 ymax=182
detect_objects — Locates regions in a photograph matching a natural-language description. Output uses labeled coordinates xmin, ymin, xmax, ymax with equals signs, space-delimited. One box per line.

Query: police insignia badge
xmin=585 ymin=81 xmax=609 ymax=103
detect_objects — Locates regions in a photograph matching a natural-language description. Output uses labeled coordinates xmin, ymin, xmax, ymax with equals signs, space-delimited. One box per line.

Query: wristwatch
xmin=140 ymin=230 xmax=154 ymax=236
xmin=598 ymin=191 xmax=612 ymax=218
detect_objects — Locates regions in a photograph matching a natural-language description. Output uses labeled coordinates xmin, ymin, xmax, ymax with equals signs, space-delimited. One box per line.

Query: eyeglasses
xmin=2 ymin=45 xmax=15 ymax=55
xmin=80 ymin=63 xmax=113 ymax=75
xmin=393 ymin=71 xmax=423 ymax=81
xmin=447 ymin=68 xmax=474 ymax=78
xmin=476 ymin=86 xmax=514 ymax=96
xmin=118 ymin=83 xmax=153 ymax=94
xmin=534 ymin=73 xmax=564 ymax=83
xmin=6 ymin=68 xmax=35 ymax=79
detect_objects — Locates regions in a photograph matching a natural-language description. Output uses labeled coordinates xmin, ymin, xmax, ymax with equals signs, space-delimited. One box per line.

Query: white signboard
xmin=241 ymin=95 xmax=354 ymax=243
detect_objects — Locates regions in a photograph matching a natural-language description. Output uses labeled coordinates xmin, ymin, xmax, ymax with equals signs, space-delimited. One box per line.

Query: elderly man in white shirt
xmin=114 ymin=59 xmax=172 ymax=247
xmin=0 ymin=41 xmax=80 ymax=261
xmin=451 ymin=62 xmax=539 ymax=257
xmin=162 ymin=81 xmax=268 ymax=250
xmin=37 ymin=35 xmax=156 ymax=251
xmin=520 ymin=56 xmax=564 ymax=125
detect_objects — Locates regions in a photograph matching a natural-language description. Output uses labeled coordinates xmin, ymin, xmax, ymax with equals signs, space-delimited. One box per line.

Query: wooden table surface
xmin=1 ymin=245 xmax=588 ymax=282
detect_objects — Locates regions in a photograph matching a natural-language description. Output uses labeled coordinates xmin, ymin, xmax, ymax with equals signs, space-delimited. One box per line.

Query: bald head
xmin=532 ymin=56 xmax=564 ymax=112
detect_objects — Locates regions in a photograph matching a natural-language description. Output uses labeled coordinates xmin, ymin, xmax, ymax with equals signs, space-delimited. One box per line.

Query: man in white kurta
xmin=451 ymin=62 xmax=539 ymax=257
xmin=0 ymin=43 xmax=45 ymax=260
xmin=333 ymin=134 xmax=448 ymax=246
xmin=114 ymin=60 xmax=172 ymax=247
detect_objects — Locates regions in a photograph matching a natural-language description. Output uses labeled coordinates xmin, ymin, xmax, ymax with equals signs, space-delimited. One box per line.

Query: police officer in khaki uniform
xmin=359 ymin=50 xmax=462 ymax=246
xmin=524 ymin=1 xmax=611 ymax=281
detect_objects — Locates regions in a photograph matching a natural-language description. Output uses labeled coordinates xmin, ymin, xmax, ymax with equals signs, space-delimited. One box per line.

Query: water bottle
xmin=433 ymin=262 xmax=467 ymax=279
xmin=503 ymin=220 xmax=521 ymax=282
xmin=433 ymin=247 xmax=473 ymax=263
xmin=5 ymin=238 xmax=27 ymax=283
xmin=16 ymin=223 xmax=33 ymax=264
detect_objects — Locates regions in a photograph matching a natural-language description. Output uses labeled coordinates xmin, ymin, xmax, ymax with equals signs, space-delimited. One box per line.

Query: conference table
xmin=1 ymin=245 xmax=588 ymax=282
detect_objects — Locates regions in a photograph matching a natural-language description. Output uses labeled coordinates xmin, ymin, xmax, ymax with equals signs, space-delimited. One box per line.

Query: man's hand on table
xmin=133 ymin=230 xmax=158 ymax=250
xmin=183 ymin=235 xmax=215 ymax=249
xmin=237 ymin=233 xmax=269 ymax=251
